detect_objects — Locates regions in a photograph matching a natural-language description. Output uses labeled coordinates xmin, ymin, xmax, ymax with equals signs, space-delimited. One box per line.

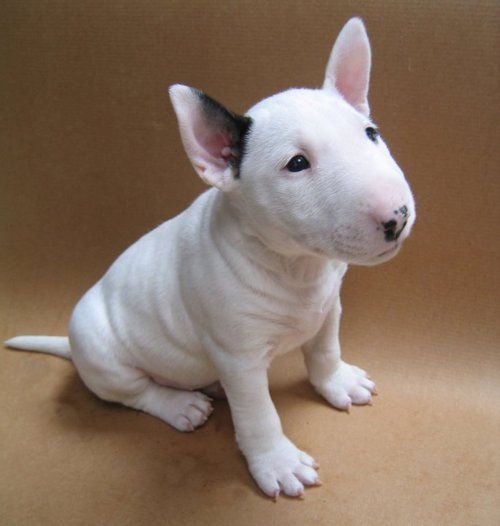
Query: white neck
xmin=218 ymin=191 xmax=346 ymax=288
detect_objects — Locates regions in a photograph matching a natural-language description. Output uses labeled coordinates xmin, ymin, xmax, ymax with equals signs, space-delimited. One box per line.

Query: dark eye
xmin=286 ymin=155 xmax=310 ymax=172
xmin=365 ymin=126 xmax=380 ymax=142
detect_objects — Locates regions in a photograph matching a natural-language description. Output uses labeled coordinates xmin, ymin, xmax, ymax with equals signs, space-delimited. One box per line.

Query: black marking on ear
xmin=193 ymin=89 xmax=252 ymax=179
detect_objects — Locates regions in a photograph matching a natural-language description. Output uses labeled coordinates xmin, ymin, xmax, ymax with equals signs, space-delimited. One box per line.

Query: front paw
xmin=315 ymin=361 xmax=376 ymax=412
xmin=246 ymin=436 xmax=321 ymax=499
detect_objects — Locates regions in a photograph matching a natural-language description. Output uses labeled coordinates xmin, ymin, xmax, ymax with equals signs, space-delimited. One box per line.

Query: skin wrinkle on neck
xmin=216 ymin=192 xmax=345 ymax=308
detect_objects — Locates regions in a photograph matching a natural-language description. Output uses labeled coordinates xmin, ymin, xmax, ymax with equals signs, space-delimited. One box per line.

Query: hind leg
xmin=69 ymin=296 xmax=213 ymax=431
xmin=75 ymin=353 xmax=213 ymax=432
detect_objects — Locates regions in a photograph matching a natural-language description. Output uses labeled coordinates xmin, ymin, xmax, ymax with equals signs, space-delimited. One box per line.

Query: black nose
xmin=382 ymin=206 xmax=409 ymax=242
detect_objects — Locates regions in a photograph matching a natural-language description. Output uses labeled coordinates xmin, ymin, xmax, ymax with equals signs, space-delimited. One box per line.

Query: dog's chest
xmin=280 ymin=299 xmax=334 ymax=355
xmin=260 ymin=267 xmax=342 ymax=358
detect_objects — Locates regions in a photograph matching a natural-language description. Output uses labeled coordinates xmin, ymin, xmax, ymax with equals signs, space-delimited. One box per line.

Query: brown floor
xmin=1 ymin=289 xmax=499 ymax=525
xmin=1 ymin=1 xmax=499 ymax=524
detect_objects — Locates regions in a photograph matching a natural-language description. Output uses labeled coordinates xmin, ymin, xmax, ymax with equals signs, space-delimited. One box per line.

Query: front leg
xmin=212 ymin=355 xmax=320 ymax=498
xmin=302 ymin=296 xmax=376 ymax=412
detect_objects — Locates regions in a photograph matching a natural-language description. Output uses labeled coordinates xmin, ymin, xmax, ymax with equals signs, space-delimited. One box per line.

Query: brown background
xmin=1 ymin=1 xmax=499 ymax=524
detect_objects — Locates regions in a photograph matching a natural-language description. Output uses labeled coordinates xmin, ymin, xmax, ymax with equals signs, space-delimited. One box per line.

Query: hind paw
xmin=168 ymin=391 xmax=214 ymax=432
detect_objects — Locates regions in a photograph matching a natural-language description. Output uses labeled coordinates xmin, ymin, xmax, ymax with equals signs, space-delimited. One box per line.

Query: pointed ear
xmin=169 ymin=84 xmax=252 ymax=191
xmin=323 ymin=18 xmax=371 ymax=116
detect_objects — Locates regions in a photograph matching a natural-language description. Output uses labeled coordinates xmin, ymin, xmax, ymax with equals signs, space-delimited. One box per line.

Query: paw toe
xmin=184 ymin=405 xmax=208 ymax=427
xmin=189 ymin=396 xmax=213 ymax=416
xmin=279 ymin=473 xmax=304 ymax=497
xmin=350 ymin=386 xmax=372 ymax=405
xmin=299 ymin=450 xmax=319 ymax=469
xmin=294 ymin=463 xmax=320 ymax=486
xmin=254 ymin=473 xmax=281 ymax=498
xmin=173 ymin=414 xmax=195 ymax=432
xmin=360 ymin=377 xmax=376 ymax=392
xmin=327 ymin=389 xmax=352 ymax=410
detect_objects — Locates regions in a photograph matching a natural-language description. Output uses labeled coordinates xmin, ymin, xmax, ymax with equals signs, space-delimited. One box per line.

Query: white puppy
xmin=6 ymin=18 xmax=415 ymax=498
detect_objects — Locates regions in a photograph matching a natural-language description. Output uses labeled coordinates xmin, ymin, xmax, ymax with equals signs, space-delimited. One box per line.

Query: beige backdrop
xmin=1 ymin=1 xmax=499 ymax=525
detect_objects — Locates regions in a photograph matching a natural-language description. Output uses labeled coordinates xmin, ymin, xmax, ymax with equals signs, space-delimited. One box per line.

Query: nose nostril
xmin=382 ymin=215 xmax=408 ymax=242
xmin=382 ymin=219 xmax=397 ymax=241
xmin=382 ymin=219 xmax=397 ymax=231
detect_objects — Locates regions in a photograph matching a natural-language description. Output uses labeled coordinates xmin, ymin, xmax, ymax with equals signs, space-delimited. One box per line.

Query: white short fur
xmin=6 ymin=18 xmax=415 ymax=499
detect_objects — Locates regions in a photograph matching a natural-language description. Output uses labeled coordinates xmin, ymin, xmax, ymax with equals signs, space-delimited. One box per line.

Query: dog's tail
xmin=5 ymin=336 xmax=71 ymax=359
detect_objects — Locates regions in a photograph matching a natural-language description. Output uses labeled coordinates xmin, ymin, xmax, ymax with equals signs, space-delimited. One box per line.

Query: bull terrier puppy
xmin=6 ymin=18 xmax=415 ymax=498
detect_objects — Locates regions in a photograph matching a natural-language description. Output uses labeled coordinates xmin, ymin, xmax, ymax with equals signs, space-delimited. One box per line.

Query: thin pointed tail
xmin=5 ymin=336 xmax=71 ymax=359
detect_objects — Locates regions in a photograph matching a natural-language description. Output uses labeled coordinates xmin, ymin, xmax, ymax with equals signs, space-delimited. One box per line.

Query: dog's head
xmin=170 ymin=18 xmax=415 ymax=265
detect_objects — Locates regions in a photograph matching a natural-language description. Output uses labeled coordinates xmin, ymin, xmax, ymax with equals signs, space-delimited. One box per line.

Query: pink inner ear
xmin=335 ymin=55 xmax=368 ymax=109
xmin=193 ymin=116 xmax=232 ymax=169
xmin=324 ymin=19 xmax=371 ymax=115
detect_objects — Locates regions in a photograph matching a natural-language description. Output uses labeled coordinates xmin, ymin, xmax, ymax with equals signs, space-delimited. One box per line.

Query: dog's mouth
xmin=289 ymin=232 xmax=402 ymax=265
xmin=376 ymin=243 xmax=399 ymax=258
